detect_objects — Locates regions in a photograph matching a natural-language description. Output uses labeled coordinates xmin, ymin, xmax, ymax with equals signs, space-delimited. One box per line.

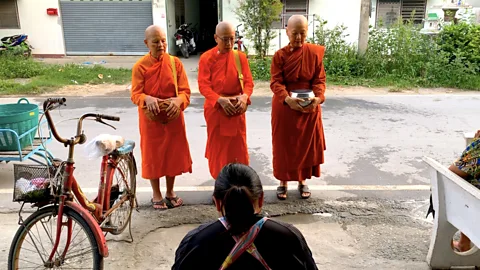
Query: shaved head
xmin=214 ymin=21 xmax=235 ymax=54
xmin=286 ymin=15 xmax=308 ymax=48
xmin=145 ymin=25 xmax=165 ymax=40
xmin=144 ymin=25 xmax=167 ymax=58
xmin=287 ymin=15 xmax=308 ymax=29
xmin=215 ymin=21 xmax=235 ymax=35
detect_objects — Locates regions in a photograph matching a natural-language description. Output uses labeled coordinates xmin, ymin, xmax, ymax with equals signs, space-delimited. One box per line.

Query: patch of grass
xmin=0 ymin=56 xmax=45 ymax=79
xmin=0 ymin=55 xmax=132 ymax=95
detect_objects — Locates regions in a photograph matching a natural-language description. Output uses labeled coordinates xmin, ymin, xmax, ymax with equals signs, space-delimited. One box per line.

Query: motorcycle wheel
xmin=180 ymin=43 xmax=189 ymax=58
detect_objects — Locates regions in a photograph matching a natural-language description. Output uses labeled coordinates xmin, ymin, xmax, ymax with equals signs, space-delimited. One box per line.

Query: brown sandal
xmin=151 ymin=198 xmax=168 ymax=210
xmin=298 ymin=184 xmax=311 ymax=199
xmin=276 ymin=186 xmax=287 ymax=200
xmin=165 ymin=196 xmax=184 ymax=208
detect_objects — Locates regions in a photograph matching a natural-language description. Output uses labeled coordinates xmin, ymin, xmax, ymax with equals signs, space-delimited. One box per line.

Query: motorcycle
xmin=0 ymin=34 xmax=33 ymax=57
xmin=233 ymin=24 xmax=245 ymax=52
xmin=174 ymin=23 xmax=196 ymax=58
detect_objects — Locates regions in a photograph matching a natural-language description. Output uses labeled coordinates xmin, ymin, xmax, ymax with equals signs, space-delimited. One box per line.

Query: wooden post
xmin=358 ymin=0 xmax=371 ymax=55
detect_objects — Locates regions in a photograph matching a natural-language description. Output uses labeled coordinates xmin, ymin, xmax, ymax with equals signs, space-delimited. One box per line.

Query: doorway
xmin=166 ymin=0 xmax=219 ymax=56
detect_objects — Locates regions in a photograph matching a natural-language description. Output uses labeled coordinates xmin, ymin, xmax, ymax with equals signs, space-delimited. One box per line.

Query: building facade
xmin=0 ymin=0 xmax=479 ymax=57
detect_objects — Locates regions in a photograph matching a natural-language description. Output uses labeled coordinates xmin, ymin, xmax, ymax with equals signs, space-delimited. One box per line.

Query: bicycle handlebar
xmin=98 ymin=114 xmax=120 ymax=121
xmin=43 ymin=98 xmax=120 ymax=146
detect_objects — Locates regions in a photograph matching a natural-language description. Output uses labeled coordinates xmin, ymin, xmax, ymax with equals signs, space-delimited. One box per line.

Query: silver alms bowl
xmin=291 ymin=89 xmax=314 ymax=107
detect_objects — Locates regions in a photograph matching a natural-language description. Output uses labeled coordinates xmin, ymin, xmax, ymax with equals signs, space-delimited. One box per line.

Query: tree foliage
xmin=234 ymin=0 xmax=283 ymax=59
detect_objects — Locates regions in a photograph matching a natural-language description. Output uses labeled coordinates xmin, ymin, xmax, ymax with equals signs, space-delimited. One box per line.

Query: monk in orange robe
xmin=131 ymin=25 xmax=192 ymax=209
xmin=270 ymin=15 xmax=327 ymax=200
xmin=198 ymin=22 xmax=254 ymax=179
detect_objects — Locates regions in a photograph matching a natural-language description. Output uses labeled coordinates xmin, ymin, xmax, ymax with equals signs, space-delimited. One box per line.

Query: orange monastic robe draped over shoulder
xmin=270 ymin=43 xmax=327 ymax=182
xmin=131 ymin=53 xmax=192 ymax=179
xmin=198 ymin=47 xmax=254 ymax=179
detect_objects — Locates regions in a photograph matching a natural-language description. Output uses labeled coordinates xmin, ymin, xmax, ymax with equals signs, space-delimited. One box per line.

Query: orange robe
xmin=198 ymin=47 xmax=254 ymax=179
xmin=131 ymin=53 xmax=192 ymax=179
xmin=270 ymin=43 xmax=327 ymax=182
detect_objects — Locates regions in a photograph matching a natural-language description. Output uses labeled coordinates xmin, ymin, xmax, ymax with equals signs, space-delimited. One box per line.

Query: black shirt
xmin=172 ymin=215 xmax=318 ymax=270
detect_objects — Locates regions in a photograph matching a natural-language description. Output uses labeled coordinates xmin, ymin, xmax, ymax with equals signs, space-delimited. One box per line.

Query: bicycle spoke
xmin=11 ymin=208 xmax=100 ymax=269
xmin=17 ymin=257 xmax=45 ymax=267
xmin=25 ymin=227 xmax=48 ymax=263
xmin=63 ymin=249 xmax=95 ymax=262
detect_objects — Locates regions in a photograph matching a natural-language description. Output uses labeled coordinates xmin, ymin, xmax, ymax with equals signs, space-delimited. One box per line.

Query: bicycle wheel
xmin=8 ymin=205 xmax=103 ymax=270
xmin=107 ymin=153 xmax=136 ymax=235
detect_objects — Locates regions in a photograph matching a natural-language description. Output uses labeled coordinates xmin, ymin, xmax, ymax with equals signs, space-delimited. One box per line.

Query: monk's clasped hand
xmin=303 ymin=97 xmax=322 ymax=113
xmin=218 ymin=97 xmax=237 ymax=116
xmin=166 ymin=97 xmax=182 ymax=118
xmin=145 ymin=95 xmax=161 ymax=114
xmin=235 ymin=94 xmax=248 ymax=114
xmin=285 ymin=96 xmax=306 ymax=113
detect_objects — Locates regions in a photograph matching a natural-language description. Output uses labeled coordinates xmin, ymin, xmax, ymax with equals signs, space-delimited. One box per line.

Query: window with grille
xmin=0 ymin=0 xmax=20 ymax=29
xmin=376 ymin=0 xmax=427 ymax=27
xmin=272 ymin=0 xmax=309 ymax=29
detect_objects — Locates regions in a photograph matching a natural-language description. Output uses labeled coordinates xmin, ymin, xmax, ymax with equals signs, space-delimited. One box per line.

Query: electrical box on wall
xmin=47 ymin=8 xmax=58 ymax=16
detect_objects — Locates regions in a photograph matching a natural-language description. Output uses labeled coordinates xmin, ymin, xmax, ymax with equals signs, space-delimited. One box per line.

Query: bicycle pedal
xmin=100 ymin=224 xmax=119 ymax=232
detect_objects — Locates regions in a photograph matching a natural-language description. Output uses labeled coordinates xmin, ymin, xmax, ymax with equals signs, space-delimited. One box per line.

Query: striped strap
xmin=218 ymin=217 xmax=271 ymax=270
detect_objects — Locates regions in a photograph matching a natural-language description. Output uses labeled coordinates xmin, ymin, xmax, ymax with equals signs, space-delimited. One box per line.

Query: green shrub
xmin=309 ymin=17 xmax=363 ymax=77
xmin=0 ymin=55 xmax=45 ymax=79
xmin=248 ymin=57 xmax=272 ymax=81
xmin=436 ymin=22 xmax=480 ymax=72
xmin=304 ymin=15 xmax=480 ymax=90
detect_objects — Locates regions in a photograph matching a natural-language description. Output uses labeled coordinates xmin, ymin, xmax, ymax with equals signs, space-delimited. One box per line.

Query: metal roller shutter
xmin=401 ymin=0 xmax=427 ymax=24
xmin=60 ymin=0 xmax=153 ymax=55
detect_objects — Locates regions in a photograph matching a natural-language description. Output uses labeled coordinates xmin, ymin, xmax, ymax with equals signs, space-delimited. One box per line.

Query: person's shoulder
xmin=271 ymin=46 xmax=287 ymax=63
xmin=199 ymin=47 xmax=216 ymax=62
xmin=275 ymin=45 xmax=290 ymax=55
xmin=132 ymin=53 xmax=150 ymax=70
xmin=305 ymin=43 xmax=326 ymax=55
xmin=178 ymin=219 xmax=222 ymax=245
xmin=173 ymin=220 xmax=222 ymax=269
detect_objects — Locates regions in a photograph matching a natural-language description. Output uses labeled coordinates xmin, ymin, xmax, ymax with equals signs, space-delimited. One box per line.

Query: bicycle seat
xmin=112 ymin=140 xmax=135 ymax=155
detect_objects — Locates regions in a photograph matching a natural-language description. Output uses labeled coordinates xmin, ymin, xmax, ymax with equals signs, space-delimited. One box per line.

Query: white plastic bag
xmin=84 ymin=134 xmax=125 ymax=159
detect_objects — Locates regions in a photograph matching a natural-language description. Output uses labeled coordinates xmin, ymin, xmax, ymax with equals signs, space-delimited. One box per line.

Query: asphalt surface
xmin=0 ymin=93 xmax=478 ymax=269
xmin=0 ymin=94 xmax=476 ymax=209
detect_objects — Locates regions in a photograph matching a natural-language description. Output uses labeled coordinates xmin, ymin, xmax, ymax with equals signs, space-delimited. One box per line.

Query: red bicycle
xmin=8 ymin=97 xmax=137 ymax=269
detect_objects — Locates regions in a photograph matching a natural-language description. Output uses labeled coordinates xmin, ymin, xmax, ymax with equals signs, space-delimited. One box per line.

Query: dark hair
xmin=214 ymin=163 xmax=263 ymax=235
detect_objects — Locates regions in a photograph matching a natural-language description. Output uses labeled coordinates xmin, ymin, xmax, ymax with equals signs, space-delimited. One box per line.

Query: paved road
xmin=0 ymin=94 xmax=477 ymax=210
xmin=0 ymin=93 xmax=477 ymax=269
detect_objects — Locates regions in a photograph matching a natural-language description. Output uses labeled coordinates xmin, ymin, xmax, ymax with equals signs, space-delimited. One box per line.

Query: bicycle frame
xmin=40 ymin=98 xmax=123 ymax=261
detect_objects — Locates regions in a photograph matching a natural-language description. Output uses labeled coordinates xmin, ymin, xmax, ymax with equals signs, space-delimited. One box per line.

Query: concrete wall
xmin=153 ymin=0 xmax=174 ymax=54
xmin=0 ymin=0 xmax=65 ymax=56
xmin=310 ymin=0 xmax=362 ymax=45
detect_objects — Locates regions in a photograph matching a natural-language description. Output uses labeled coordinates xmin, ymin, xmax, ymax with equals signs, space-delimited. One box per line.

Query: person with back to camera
xmin=172 ymin=163 xmax=318 ymax=269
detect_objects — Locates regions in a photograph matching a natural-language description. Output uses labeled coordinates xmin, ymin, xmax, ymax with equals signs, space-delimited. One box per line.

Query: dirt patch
xmin=43 ymin=81 xmax=480 ymax=98
xmin=41 ymin=83 xmax=131 ymax=97
xmin=252 ymin=82 xmax=479 ymax=97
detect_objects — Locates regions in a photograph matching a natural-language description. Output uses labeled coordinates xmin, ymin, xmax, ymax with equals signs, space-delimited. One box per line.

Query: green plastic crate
xmin=0 ymin=98 xmax=39 ymax=151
